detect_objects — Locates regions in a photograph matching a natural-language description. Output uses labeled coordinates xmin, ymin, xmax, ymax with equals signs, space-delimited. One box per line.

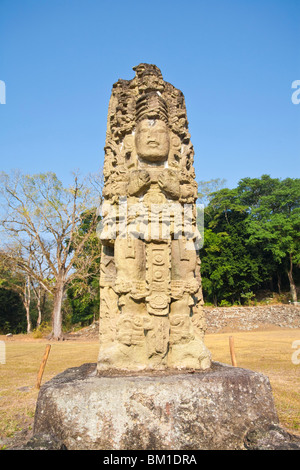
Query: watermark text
xmin=291 ymin=80 xmax=300 ymax=105
xmin=291 ymin=340 xmax=300 ymax=365
xmin=0 ymin=80 xmax=6 ymax=104
xmin=0 ymin=341 xmax=6 ymax=364
xmin=96 ymin=198 xmax=204 ymax=250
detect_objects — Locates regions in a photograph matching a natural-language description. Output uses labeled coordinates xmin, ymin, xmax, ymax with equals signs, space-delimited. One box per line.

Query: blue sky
xmin=0 ymin=0 xmax=299 ymax=190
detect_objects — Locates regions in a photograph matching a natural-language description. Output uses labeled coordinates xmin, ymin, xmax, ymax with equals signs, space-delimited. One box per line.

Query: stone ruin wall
xmin=204 ymin=304 xmax=300 ymax=333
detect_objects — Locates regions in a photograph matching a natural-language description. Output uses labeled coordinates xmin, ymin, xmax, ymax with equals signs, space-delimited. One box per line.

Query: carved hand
xmin=158 ymin=169 xmax=180 ymax=199
xmin=127 ymin=170 xmax=151 ymax=196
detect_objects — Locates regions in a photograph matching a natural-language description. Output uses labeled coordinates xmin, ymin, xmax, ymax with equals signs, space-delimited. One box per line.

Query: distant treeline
xmin=0 ymin=173 xmax=299 ymax=334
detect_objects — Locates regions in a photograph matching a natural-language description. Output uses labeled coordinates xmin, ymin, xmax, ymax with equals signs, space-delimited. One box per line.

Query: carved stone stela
xmin=97 ymin=64 xmax=211 ymax=372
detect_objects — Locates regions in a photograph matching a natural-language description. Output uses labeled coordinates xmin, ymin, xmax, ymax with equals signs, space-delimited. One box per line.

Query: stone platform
xmin=32 ymin=362 xmax=300 ymax=450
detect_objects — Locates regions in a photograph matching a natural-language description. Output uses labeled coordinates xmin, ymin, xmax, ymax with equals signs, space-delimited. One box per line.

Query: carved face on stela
xmin=135 ymin=119 xmax=170 ymax=163
xmin=134 ymin=91 xmax=170 ymax=163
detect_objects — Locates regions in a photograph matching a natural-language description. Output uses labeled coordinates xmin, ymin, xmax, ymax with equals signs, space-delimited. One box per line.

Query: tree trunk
xmin=287 ymin=254 xmax=297 ymax=303
xmin=25 ymin=305 xmax=31 ymax=334
xmin=24 ymin=276 xmax=31 ymax=334
xmin=51 ymin=280 xmax=65 ymax=340
xmin=36 ymin=285 xmax=42 ymax=328
xmin=277 ymin=272 xmax=281 ymax=295
xmin=41 ymin=290 xmax=47 ymax=315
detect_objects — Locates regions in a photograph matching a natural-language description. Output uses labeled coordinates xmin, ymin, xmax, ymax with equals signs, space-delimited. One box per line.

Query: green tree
xmin=0 ymin=250 xmax=33 ymax=332
xmin=201 ymin=219 xmax=268 ymax=305
xmin=200 ymin=175 xmax=290 ymax=305
xmin=0 ymin=287 xmax=26 ymax=334
xmin=66 ymin=210 xmax=101 ymax=326
xmin=200 ymin=175 xmax=300 ymax=304
xmin=239 ymin=176 xmax=300 ymax=302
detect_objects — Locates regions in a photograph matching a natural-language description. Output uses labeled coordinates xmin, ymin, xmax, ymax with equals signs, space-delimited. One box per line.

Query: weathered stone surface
xmin=244 ymin=425 xmax=300 ymax=450
xmin=33 ymin=361 xmax=291 ymax=450
xmin=97 ymin=64 xmax=211 ymax=372
xmin=12 ymin=433 xmax=67 ymax=451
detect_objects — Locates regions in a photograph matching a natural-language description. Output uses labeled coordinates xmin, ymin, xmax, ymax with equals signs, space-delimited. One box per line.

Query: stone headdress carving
xmin=102 ymin=64 xmax=196 ymax=204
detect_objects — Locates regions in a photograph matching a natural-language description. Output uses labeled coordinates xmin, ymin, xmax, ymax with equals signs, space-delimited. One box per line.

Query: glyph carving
xmin=97 ymin=64 xmax=211 ymax=372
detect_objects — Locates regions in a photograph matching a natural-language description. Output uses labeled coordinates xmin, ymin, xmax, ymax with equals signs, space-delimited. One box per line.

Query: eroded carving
xmin=97 ymin=64 xmax=211 ymax=372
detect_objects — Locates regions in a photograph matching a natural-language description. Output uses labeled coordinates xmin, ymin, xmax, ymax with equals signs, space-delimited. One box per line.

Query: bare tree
xmin=0 ymin=170 xmax=102 ymax=340
xmin=197 ymin=178 xmax=227 ymax=206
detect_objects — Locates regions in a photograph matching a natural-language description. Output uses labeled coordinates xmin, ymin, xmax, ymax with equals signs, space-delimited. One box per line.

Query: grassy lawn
xmin=0 ymin=328 xmax=299 ymax=448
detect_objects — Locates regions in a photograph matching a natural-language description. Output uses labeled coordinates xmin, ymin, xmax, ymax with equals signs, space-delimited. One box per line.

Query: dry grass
xmin=0 ymin=328 xmax=299 ymax=448
xmin=0 ymin=338 xmax=99 ymax=448
xmin=205 ymin=329 xmax=300 ymax=435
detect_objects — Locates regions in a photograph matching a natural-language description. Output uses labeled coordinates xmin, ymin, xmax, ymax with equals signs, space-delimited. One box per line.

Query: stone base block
xmin=33 ymin=362 xmax=297 ymax=450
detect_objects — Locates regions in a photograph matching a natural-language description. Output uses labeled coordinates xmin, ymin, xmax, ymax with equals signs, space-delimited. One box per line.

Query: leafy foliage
xmin=200 ymin=175 xmax=300 ymax=305
xmin=66 ymin=209 xmax=101 ymax=326
xmin=0 ymin=288 xmax=26 ymax=334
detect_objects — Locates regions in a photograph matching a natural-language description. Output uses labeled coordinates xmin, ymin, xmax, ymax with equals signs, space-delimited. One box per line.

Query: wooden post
xmin=36 ymin=344 xmax=51 ymax=389
xmin=229 ymin=336 xmax=237 ymax=367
